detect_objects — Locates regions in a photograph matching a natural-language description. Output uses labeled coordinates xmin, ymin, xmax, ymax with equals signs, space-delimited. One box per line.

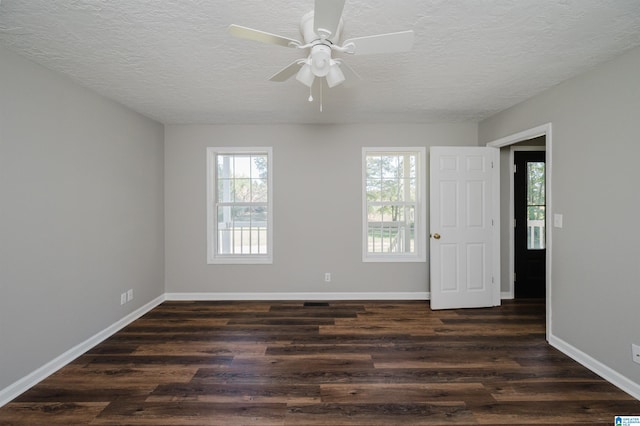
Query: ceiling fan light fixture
xmin=326 ymin=62 xmax=345 ymax=88
xmin=296 ymin=62 xmax=315 ymax=87
xmin=309 ymin=44 xmax=332 ymax=77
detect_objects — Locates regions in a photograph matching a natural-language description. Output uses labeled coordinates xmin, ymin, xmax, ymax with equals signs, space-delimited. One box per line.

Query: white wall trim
xmin=500 ymin=291 xmax=513 ymax=300
xmin=549 ymin=335 xmax=640 ymax=400
xmin=486 ymin=123 xmax=550 ymax=148
xmin=166 ymin=292 xmax=430 ymax=301
xmin=0 ymin=294 xmax=166 ymax=408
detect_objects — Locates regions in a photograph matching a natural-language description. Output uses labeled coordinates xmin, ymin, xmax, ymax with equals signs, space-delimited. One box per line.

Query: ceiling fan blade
xmin=343 ymin=30 xmax=414 ymax=55
xmin=313 ymin=0 xmax=345 ymax=38
xmin=269 ymin=61 xmax=303 ymax=82
xmin=228 ymin=24 xmax=300 ymax=48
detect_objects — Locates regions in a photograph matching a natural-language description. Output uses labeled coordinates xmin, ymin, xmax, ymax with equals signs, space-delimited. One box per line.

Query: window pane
xmin=381 ymin=179 xmax=399 ymax=201
xmin=233 ymin=178 xmax=251 ymax=202
xmin=526 ymin=162 xmax=545 ymax=250
xmin=367 ymin=204 xmax=415 ymax=254
xmin=251 ymin=178 xmax=268 ymax=202
xmin=217 ymin=155 xmax=231 ymax=179
xmin=382 ymin=156 xmax=399 ymax=178
xmin=367 ymin=205 xmax=383 ymax=223
xmin=366 ymin=156 xmax=382 ymax=178
xmin=217 ymin=206 xmax=268 ymax=255
xmin=527 ymin=162 xmax=545 ymax=205
xmin=408 ymin=178 xmax=417 ymax=201
xmin=366 ymin=179 xmax=382 ymax=201
xmin=218 ymin=178 xmax=233 ymax=202
xmin=394 ymin=177 xmax=416 ymax=202
xmin=527 ymin=206 xmax=545 ymax=249
xmin=233 ymin=155 xmax=251 ymax=178
xmin=251 ymin=155 xmax=268 ymax=180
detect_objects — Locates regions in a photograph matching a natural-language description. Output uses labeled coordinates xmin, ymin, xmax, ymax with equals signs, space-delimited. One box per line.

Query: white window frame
xmin=207 ymin=147 xmax=273 ymax=264
xmin=362 ymin=147 xmax=426 ymax=263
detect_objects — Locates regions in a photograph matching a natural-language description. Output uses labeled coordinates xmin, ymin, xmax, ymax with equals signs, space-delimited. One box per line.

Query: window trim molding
xmin=206 ymin=147 xmax=273 ymax=265
xmin=362 ymin=147 xmax=427 ymax=263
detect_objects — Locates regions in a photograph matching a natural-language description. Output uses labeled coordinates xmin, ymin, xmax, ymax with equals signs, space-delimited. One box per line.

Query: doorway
xmin=486 ymin=123 xmax=552 ymax=340
xmin=514 ymin=150 xmax=546 ymax=298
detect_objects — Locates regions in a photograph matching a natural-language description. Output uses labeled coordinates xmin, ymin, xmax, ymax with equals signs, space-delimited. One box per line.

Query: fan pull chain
xmin=307 ymin=81 xmax=323 ymax=112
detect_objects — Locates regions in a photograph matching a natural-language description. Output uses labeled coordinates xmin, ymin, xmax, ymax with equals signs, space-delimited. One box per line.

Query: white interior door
xmin=429 ymin=147 xmax=500 ymax=310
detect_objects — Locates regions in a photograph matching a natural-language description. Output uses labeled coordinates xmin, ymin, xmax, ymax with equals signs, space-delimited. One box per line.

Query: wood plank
xmin=147 ymin=383 xmax=321 ymax=404
xmin=93 ymin=400 xmax=287 ymax=425
xmin=487 ymin=380 xmax=638 ymax=401
xmin=0 ymin=402 xmax=108 ymax=425
xmin=285 ymin=402 xmax=477 ymax=425
xmin=39 ymin=365 xmax=198 ymax=388
xmin=320 ymin=383 xmax=493 ymax=404
xmin=471 ymin=400 xmax=640 ymax=424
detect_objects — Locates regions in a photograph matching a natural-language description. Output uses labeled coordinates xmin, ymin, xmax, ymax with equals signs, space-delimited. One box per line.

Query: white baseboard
xmin=0 ymin=294 xmax=165 ymax=408
xmin=165 ymin=292 xmax=430 ymax=301
xmin=501 ymin=291 xmax=514 ymax=299
xmin=549 ymin=334 xmax=640 ymax=400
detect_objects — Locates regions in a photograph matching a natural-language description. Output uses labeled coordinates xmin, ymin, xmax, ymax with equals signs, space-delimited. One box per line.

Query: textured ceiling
xmin=1 ymin=0 xmax=640 ymax=124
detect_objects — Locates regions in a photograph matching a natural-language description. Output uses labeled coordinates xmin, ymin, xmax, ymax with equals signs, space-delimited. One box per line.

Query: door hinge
xmin=514 ymin=273 xmax=516 ymax=282
xmin=491 ymin=161 xmax=494 ymax=169
xmin=513 ymin=218 xmax=516 ymax=227
xmin=514 ymin=164 xmax=517 ymax=173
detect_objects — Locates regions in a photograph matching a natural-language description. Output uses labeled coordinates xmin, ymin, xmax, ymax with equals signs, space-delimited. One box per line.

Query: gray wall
xmin=165 ymin=123 xmax=477 ymax=295
xmin=480 ymin=46 xmax=640 ymax=385
xmin=0 ymin=46 xmax=165 ymax=390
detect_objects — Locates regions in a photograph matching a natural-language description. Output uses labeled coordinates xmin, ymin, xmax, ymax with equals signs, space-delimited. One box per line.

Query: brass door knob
xmin=433 ymin=233 xmax=441 ymax=240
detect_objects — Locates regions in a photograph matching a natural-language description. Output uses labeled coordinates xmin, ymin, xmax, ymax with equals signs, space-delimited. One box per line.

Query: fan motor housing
xmin=300 ymin=11 xmax=343 ymax=44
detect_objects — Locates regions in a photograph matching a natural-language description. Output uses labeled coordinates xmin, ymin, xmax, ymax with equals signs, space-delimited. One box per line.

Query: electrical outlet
xmin=120 ymin=292 xmax=127 ymax=305
xmin=632 ymin=344 xmax=640 ymax=365
xmin=127 ymin=289 xmax=134 ymax=302
xmin=324 ymin=273 xmax=331 ymax=282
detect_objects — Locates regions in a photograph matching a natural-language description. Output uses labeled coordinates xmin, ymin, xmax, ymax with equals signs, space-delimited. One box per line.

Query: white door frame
xmin=487 ymin=123 xmax=552 ymax=340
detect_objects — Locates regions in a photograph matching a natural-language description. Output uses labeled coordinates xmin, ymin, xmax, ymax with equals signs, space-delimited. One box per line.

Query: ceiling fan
xmin=229 ymin=0 xmax=414 ymax=105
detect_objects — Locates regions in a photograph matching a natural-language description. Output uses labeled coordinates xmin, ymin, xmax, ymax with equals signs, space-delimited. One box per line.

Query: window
xmin=207 ymin=147 xmax=272 ymax=264
xmin=362 ymin=147 xmax=426 ymax=262
xmin=526 ymin=161 xmax=545 ymax=250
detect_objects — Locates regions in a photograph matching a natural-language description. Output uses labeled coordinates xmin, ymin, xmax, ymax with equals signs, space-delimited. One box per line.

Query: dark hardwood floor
xmin=1 ymin=299 xmax=638 ymax=425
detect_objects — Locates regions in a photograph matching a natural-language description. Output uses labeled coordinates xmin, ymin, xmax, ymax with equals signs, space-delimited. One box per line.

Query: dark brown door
xmin=514 ymin=151 xmax=546 ymax=299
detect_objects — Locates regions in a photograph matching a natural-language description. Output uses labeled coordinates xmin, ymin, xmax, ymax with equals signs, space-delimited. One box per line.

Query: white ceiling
xmin=1 ymin=0 xmax=640 ymax=125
